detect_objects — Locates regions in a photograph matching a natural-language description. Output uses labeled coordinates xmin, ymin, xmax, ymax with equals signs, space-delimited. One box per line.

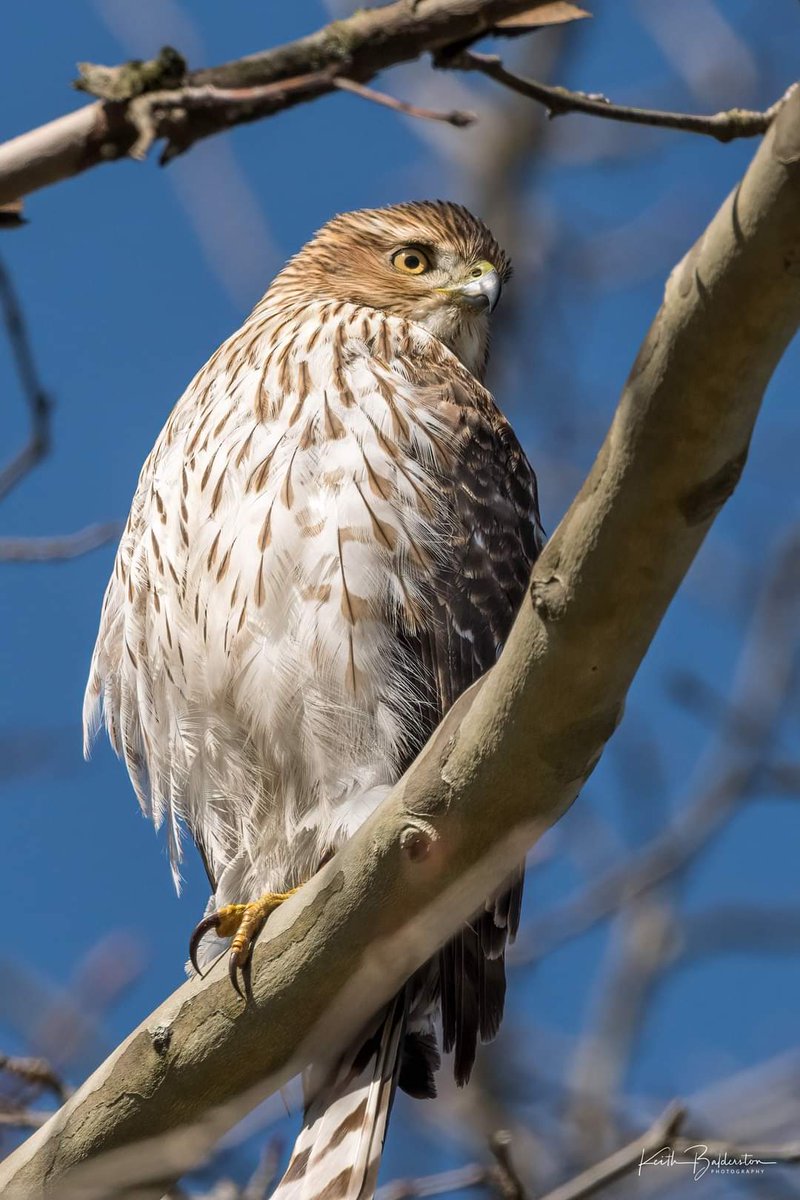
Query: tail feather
xmin=271 ymin=996 xmax=406 ymax=1200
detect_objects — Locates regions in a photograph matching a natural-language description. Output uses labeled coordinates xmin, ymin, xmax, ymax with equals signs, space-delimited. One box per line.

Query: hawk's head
xmin=277 ymin=200 xmax=511 ymax=377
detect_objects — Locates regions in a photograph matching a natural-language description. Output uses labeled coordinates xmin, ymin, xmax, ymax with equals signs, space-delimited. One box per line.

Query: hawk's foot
xmin=189 ymin=889 xmax=299 ymax=999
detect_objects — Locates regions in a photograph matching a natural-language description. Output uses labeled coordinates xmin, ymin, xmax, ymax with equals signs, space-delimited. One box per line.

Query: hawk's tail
xmin=271 ymin=996 xmax=406 ymax=1200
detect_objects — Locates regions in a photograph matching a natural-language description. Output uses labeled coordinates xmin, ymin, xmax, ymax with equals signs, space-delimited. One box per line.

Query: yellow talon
xmin=189 ymin=889 xmax=300 ymax=999
xmin=215 ymin=904 xmax=249 ymax=939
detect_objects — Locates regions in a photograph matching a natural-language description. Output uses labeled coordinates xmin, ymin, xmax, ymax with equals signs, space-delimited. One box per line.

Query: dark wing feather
xmin=398 ymin=1030 xmax=441 ymax=1099
xmin=400 ymin=364 xmax=544 ymax=1090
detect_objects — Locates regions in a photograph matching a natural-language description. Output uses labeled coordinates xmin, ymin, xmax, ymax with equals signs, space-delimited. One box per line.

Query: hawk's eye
xmin=391 ymin=248 xmax=430 ymax=275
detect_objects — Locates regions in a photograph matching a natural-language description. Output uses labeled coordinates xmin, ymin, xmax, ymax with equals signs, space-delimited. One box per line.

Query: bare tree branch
xmin=0 ymin=1057 xmax=69 ymax=1105
xmin=3 ymin=56 xmax=800 ymax=1200
xmin=0 ymin=522 xmax=121 ymax=563
xmin=439 ymin=50 xmax=795 ymax=143
xmin=2 ymin=0 xmax=790 ymax=212
xmin=488 ymin=1130 xmax=528 ymax=1199
xmin=376 ymin=1131 xmax=536 ymax=1200
xmin=379 ymin=1102 xmax=800 ymax=1200
xmin=680 ymin=904 xmax=800 ymax=961
xmin=332 ymin=77 xmax=476 ymax=128
xmin=535 ymin=1102 xmax=800 ymax=1200
xmin=0 ymin=1112 xmax=50 ymax=1132
xmin=0 ymin=0 xmax=580 ymax=207
xmin=566 ymin=899 xmax=677 ymax=1160
xmin=0 ymin=259 xmax=51 ymax=501
xmin=0 ymin=262 xmax=118 ymax=560
xmin=0 ymin=1054 xmax=70 ymax=1143
xmin=377 ymin=1164 xmax=488 ymax=1200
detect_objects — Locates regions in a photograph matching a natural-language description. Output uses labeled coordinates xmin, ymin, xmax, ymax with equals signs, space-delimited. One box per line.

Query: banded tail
xmin=271 ymin=997 xmax=406 ymax=1200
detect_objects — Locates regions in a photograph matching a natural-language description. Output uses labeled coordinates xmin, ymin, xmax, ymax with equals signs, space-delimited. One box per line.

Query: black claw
xmin=228 ymin=946 xmax=255 ymax=1003
xmin=189 ymin=913 xmax=220 ymax=978
xmin=190 ymin=906 xmax=265 ymax=1001
xmin=240 ymin=953 xmax=254 ymax=1003
xmin=227 ymin=950 xmax=244 ymax=998
xmin=228 ymin=950 xmax=245 ymax=1000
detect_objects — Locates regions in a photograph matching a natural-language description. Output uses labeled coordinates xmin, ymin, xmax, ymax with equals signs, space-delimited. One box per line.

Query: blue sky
xmin=2 ymin=1 xmax=800 ymax=1193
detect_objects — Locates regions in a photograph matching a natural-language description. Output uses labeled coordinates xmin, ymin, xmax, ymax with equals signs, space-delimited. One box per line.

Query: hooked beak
xmin=446 ymin=261 xmax=502 ymax=313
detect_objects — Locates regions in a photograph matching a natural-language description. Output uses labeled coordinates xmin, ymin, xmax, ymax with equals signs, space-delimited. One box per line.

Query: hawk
xmin=84 ymin=201 xmax=544 ymax=1197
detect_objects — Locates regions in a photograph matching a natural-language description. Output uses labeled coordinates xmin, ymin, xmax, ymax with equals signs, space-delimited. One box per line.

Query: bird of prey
xmin=84 ymin=200 xmax=544 ymax=1198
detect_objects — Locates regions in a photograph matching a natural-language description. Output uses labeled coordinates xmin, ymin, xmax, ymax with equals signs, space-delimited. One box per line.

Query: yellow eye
xmin=391 ymin=248 xmax=430 ymax=275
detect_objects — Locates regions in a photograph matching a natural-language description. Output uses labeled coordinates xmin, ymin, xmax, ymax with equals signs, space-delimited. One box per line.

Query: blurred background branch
xmin=0 ymin=258 xmax=51 ymax=502
xmin=0 ymin=259 xmax=120 ymax=562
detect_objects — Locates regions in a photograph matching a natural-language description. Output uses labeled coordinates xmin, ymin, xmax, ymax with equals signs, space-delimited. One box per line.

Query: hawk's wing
xmin=398 ymin=355 xmax=545 ymax=1086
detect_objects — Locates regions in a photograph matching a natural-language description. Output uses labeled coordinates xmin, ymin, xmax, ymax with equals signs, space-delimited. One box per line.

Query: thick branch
xmin=3 ymin=77 xmax=800 ymax=1200
xmin=0 ymin=0 xmax=569 ymax=207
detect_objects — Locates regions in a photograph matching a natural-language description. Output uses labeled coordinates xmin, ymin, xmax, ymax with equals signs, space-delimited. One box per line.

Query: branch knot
xmin=530 ymin=575 xmax=567 ymax=621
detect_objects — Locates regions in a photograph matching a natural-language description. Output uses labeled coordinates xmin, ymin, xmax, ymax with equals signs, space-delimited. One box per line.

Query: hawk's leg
xmin=189 ymin=889 xmax=299 ymax=999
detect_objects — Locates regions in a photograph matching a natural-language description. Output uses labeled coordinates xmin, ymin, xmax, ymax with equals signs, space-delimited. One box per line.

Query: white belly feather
xmin=84 ymin=302 xmax=459 ymax=904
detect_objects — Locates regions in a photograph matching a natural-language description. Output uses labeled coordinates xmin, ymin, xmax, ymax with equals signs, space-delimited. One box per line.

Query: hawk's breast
xmin=84 ymin=300 xmax=541 ymax=896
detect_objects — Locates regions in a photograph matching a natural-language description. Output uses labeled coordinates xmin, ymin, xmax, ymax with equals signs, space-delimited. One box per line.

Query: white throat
xmin=415 ymin=308 xmax=490 ymax=380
